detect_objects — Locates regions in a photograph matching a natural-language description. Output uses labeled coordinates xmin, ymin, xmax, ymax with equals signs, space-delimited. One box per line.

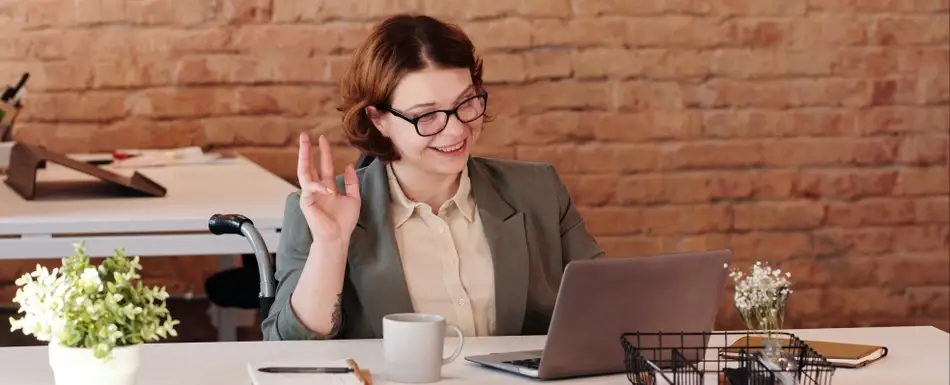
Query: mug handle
xmin=442 ymin=324 xmax=465 ymax=365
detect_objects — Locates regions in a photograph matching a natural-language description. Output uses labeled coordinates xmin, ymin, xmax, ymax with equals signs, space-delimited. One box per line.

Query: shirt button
xmin=439 ymin=227 xmax=445 ymax=233
xmin=458 ymin=299 xmax=466 ymax=305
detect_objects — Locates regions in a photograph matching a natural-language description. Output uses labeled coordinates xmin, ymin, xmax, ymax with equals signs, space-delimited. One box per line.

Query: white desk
xmin=0 ymin=155 xmax=297 ymax=341
xmin=0 ymin=326 xmax=945 ymax=384
xmin=0 ymin=155 xmax=296 ymax=259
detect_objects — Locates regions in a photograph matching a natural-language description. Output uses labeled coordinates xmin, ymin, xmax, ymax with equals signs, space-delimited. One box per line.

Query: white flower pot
xmin=48 ymin=344 xmax=141 ymax=385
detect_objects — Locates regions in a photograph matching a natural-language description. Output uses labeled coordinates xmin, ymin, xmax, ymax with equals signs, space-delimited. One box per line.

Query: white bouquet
xmin=9 ymin=242 xmax=180 ymax=360
xmin=728 ymin=261 xmax=792 ymax=333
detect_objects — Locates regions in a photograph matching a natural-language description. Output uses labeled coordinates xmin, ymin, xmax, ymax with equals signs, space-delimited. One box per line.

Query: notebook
xmin=247 ymin=358 xmax=373 ymax=385
xmin=722 ymin=336 xmax=889 ymax=368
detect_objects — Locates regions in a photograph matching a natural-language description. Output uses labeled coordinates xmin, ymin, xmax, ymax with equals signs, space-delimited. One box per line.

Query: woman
xmin=261 ymin=14 xmax=604 ymax=341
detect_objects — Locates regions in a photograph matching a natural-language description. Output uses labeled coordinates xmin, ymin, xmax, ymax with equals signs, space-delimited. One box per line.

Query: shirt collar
xmin=386 ymin=164 xmax=476 ymax=228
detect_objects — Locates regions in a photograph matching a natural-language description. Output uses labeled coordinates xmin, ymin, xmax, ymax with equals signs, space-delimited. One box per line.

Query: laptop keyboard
xmin=503 ymin=358 xmax=541 ymax=370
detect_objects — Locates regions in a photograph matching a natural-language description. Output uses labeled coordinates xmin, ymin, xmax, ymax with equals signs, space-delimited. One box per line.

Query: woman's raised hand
xmin=296 ymin=133 xmax=361 ymax=248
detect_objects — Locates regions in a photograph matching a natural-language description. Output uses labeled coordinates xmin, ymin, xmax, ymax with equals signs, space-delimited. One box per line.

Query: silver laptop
xmin=464 ymin=249 xmax=733 ymax=380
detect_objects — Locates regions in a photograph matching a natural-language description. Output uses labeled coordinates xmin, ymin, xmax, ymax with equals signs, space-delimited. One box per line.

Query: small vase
xmin=48 ymin=343 xmax=141 ymax=385
xmin=760 ymin=332 xmax=798 ymax=372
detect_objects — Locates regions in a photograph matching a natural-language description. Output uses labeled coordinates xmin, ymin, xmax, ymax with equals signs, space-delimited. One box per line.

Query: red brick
xmin=74 ymin=0 xmax=127 ymax=25
xmin=897 ymin=135 xmax=949 ymax=165
xmin=201 ymin=116 xmax=301 ymax=146
xmin=873 ymin=253 xmax=950 ymax=287
xmin=523 ymin=49 xmax=572 ymax=80
xmin=559 ymin=175 xmax=618 ymax=207
xmin=813 ymin=227 xmax=895 ymax=257
xmin=578 ymin=207 xmax=642 ymax=236
xmin=639 ymin=204 xmax=733 ymax=235
xmin=751 ymin=170 xmax=800 ymax=198
xmin=899 ymin=47 xmax=949 ymax=75
xmin=617 ymin=81 xmax=700 ymax=110
xmin=729 ymin=232 xmax=813 ymax=261
xmin=532 ymin=18 xmax=626 ymax=47
xmin=831 ymin=48 xmax=901 ymax=76
xmin=595 ymin=236 xmax=663 ymax=257
xmin=916 ymin=197 xmax=950 ymax=224
xmin=918 ymin=73 xmax=950 ymax=104
xmin=733 ymin=201 xmax=826 ymax=230
xmin=464 ymin=19 xmax=532 ymax=51
xmin=515 ymin=145 xmax=577 ymax=173
xmin=711 ymin=0 xmax=807 ymax=15
xmin=22 ymin=0 xmax=75 ymax=29
xmin=898 ymin=167 xmax=950 ymax=195
xmin=512 ymin=111 xmax=594 ymax=145
xmin=808 ymin=0 xmax=950 ymax=13
xmin=90 ymin=56 xmax=174 ymax=88
xmin=519 ymin=81 xmax=611 ymax=111
xmin=93 ymin=119 xmax=206 ymax=151
xmin=616 ymin=174 xmax=665 ymax=204
xmin=23 ymin=91 xmax=127 ymax=123
xmin=218 ymin=0 xmax=273 ymax=23
xmin=667 ymin=233 xmax=732 ymax=253
xmin=12 ymin=123 xmax=98 ymax=153
xmin=826 ymin=198 xmax=917 ymax=227
xmin=894 ymin=225 xmax=950 ymax=252
xmin=791 ymin=16 xmax=870 ymax=46
xmin=572 ymin=0 xmax=664 ymax=16
xmin=637 ymin=49 xmax=713 ymax=79
xmin=859 ymin=106 xmax=950 ymax=134
xmin=518 ymin=0 xmax=572 ymax=17
xmin=703 ymin=109 xmax=859 ymax=138
xmin=659 ymin=140 xmax=763 ymax=170
xmin=576 ymin=143 xmax=660 ymax=173
xmin=798 ymin=169 xmax=898 ymax=199
xmin=571 ymin=48 xmax=641 ymax=79
xmin=592 ymin=110 xmax=703 ymax=142
xmin=627 ymin=16 xmax=730 ymax=48
xmin=125 ymin=0 xmax=216 ymax=25
xmin=724 ymin=18 xmax=794 ymax=48
xmin=873 ymin=15 xmax=950 ymax=45
xmin=481 ymin=53 xmax=526 ymax=83
xmin=761 ymin=137 xmax=899 ymax=167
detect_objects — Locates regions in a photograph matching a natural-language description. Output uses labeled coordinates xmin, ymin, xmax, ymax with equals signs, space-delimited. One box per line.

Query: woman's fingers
xmin=300 ymin=180 xmax=335 ymax=197
xmin=317 ymin=135 xmax=335 ymax=190
xmin=343 ymin=163 xmax=360 ymax=200
xmin=297 ymin=133 xmax=317 ymax=186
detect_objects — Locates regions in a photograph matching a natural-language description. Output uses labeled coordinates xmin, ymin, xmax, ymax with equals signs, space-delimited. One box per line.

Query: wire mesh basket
xmin=621 ymin=331 xmax=836 ymax=385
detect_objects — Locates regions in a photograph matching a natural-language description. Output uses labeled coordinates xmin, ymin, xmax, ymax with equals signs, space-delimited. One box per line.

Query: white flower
xmin=729 ymin=261 xmax=793 ymax=331
xmin=9 ymin=242 xmax=180 ymax=360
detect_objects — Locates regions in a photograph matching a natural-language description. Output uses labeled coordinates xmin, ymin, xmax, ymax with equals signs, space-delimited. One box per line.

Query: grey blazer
xmin=261 ymin=156 xmax=605 ymax=341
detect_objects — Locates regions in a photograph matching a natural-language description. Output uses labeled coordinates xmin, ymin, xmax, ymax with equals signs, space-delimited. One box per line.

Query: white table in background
xmin=0 ymin=155 xmax=297 ymax=340
xmin=0 ymin=326 xmax=945 ymax=385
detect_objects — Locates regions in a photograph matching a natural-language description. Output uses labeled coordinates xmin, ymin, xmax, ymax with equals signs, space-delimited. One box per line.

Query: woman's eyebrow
xmin=404 ymin=85 xmax=475 ymax=112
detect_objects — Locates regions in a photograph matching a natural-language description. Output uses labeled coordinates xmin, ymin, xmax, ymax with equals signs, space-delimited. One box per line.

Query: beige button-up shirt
xmin=386 ymin=164 xmax=496 ymax=337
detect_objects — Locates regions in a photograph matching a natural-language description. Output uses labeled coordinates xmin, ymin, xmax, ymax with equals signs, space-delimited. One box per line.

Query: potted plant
xmin=9 ymin=242 xmax=180 ymax=385
xmin=728 ymin=261 xmax=796 ymax=369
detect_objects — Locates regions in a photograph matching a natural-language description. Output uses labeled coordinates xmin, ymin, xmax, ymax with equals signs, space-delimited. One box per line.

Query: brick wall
xmin=1 ymin=1 xmax=948 ymax=331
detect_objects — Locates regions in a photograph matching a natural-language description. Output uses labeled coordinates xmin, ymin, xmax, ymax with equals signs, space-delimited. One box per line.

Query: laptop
xmin=464 ymin=249 xmax=733 ymax=380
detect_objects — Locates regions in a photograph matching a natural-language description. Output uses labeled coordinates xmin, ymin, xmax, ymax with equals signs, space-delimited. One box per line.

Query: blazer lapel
xmin=346 ymin=159 xmax=415 ymax=337
xmin=468 ymin=158 xmax=530 ymax=336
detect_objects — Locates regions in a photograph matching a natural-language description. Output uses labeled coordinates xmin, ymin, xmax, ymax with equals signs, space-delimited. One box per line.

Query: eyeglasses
xmin=384 ymin=92 xmax=488 ymax=137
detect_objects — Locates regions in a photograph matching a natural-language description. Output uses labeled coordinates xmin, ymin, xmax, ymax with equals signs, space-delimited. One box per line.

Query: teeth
xmin=436 ymin=141 xmax=464 ymax=152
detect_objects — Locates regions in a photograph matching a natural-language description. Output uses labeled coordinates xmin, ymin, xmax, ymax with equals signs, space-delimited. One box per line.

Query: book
xmin=247 ymin=358 xmax=373 ymax=385
xmin=722 ymin=336 xmax=888 ymax=368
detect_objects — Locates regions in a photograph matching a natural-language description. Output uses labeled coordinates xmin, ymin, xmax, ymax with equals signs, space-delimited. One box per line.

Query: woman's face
xmin=370 ymin=67 xmax=485 ymax=177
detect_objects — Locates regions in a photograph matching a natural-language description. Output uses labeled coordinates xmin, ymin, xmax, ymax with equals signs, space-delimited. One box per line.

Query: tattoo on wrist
xmin=327 ymin=293 xmax=344 ymax=337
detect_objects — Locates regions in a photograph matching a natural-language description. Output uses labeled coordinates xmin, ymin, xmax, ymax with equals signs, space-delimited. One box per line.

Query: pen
xmin=258 ymin=366 xmax=354 ymax=374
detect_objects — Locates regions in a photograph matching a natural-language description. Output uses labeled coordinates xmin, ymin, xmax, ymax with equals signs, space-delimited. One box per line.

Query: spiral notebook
xmin=247 ymin=358 xmax=373 ymax=385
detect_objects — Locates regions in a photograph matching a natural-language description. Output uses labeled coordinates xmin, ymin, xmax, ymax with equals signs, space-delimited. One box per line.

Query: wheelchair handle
xmin=208 ymin=214 xmax=276 ymax=301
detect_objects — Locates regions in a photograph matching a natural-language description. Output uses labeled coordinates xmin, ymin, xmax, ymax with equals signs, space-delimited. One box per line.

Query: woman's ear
xmin=365 ymin=106 xmax=391 ymax=138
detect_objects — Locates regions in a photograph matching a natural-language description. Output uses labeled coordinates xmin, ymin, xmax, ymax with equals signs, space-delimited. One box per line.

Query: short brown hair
xmin=338 ymin=14 xmax=485 ymax=162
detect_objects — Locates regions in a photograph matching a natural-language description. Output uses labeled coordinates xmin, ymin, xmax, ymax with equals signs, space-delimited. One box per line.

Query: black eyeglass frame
xmin=382 ymin=92 xmax=489 ymax=137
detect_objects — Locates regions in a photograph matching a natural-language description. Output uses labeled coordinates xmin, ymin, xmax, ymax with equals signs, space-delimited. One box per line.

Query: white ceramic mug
xmin=383 ymin=313 xmax=465 ymax=383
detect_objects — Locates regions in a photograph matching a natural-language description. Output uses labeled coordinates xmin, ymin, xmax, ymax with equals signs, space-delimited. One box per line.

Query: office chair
xmin=205 ymin=153 xmax=376 ymax=327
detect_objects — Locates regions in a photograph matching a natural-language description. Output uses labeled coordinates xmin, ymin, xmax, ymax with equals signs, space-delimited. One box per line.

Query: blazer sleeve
xmin=260 ymin=192 xmax=342 ymax=341
xmin=545 ymin=165 xmax=606 ymax=264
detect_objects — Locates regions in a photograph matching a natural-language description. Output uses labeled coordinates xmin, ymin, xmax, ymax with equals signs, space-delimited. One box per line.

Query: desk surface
xmin=0 ymin=326 xmax=945 ymax=385
xmin=0 ymin=156 xmax=297 ymax=236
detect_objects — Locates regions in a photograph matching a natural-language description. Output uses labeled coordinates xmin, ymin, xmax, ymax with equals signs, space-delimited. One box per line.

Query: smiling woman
xmin=260 ymin=14 xmax=605 ymax=342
